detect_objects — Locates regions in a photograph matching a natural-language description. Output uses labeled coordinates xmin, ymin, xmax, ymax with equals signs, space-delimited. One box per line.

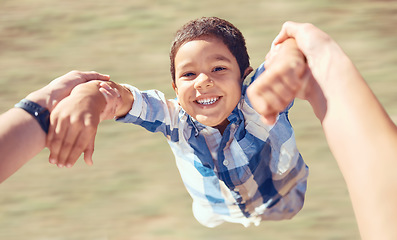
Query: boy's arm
xmin=47 ymin=80 xmax=133 ymax=168
xmin=273 ymin=22 xmax=397 ymax=240
xmin=246 ymin=38 xmax=309 ymax=124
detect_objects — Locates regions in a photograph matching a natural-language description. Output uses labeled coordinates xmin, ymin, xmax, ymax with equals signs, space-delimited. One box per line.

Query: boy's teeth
xmin=197 ymin=97 xmax=219 ymax=105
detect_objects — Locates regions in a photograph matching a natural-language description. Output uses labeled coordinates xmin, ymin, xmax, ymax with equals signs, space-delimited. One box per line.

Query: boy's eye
xmin=182 ymin=72 xmax=195 ymax=78
xmin=213 ymin=67 xmax=226 ymax=72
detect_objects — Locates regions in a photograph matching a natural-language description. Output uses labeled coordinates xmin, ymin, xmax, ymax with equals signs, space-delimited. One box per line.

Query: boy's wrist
xmin=114 ymin=84 xmax=134 ymax=117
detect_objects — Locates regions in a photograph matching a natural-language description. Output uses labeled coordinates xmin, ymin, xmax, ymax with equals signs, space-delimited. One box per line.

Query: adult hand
xmin=0 ymin=71 xmax=110 ymax=183
xmin=271 ymin=21 xmax=343 ymax=86
xmin=26 ymin=71 xmax=110 ymax=112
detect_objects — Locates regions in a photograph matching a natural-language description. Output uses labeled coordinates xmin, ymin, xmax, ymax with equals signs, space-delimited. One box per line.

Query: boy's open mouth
xmin=195 ymin=97 xmax=220 ymax=105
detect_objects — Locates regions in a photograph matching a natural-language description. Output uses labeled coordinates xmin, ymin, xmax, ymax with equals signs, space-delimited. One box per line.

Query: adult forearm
xmin=0 ymin=71 xmax=111 ymax=181
xmin=272 ymin=21 xmax=397 ymax=239
xmin=0 ymin=108 xmax=46 ymax=183
xmin=311 ymin=47 xmax=397 ymax=240
xmin=0 ymin=85 xmax=59 ymax=183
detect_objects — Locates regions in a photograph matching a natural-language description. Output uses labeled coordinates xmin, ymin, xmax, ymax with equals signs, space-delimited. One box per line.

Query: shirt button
xmin=223 ymin=160 xmax=229 ymax=166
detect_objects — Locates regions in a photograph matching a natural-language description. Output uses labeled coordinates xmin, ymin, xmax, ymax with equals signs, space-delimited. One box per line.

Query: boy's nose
xmin=194 ymin=73 xmax=214 ymax=89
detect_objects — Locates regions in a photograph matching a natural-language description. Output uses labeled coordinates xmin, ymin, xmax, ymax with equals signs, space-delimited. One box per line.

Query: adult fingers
xmin=79 ymin=71 xmax=111 ymax=82
xmin=63 ymin=128 xmax=96 ymax=168
xmin=273 ymin=21 xmax=333 ymax=60
xmin=52 ymin=71 xmax=109 ymax=87
xmin=272 ymin=21 xmax=301 ymax=47
xmin=83 ymin=137 xmax=96 ymax=166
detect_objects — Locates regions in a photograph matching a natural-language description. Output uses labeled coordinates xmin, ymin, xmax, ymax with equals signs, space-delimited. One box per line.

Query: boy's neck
xmin=214 ymin=119 xmax=230 ymax=135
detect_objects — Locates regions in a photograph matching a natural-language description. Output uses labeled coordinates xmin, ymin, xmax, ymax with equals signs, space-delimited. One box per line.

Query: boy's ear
xmin=243 ymin=67 xmax=254 ymax=79
xmin=172 ymin=81 xmax=178 ymax=93
xmin=172 ymin=82 xmax=181 ymax=105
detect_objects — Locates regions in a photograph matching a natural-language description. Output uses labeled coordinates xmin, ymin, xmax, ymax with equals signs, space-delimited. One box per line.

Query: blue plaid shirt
xmin=117 ymin=63 xmax=308 ymax=227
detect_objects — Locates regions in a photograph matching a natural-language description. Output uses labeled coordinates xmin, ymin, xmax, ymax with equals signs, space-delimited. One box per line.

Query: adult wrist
xmin=14 ymin=99 xmax=50 ymax=134
xmin=25 ymin=86 xmax=55 ymax=112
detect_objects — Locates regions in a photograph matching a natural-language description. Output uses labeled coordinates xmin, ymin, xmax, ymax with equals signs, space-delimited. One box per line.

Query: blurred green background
xmin=1 ymin=0 xmax=396 ymax=239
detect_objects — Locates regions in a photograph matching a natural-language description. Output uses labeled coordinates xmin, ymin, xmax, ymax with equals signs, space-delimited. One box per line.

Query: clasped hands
xmin=46 ymin=79 xmax=122 ymax=168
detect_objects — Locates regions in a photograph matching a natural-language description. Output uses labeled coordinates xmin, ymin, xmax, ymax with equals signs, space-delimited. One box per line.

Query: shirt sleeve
xmin=115 ymin=84 xmax=180 ymax=140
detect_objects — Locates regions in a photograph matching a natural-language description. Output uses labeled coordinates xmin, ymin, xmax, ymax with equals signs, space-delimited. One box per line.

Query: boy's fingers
xmin=65 ymin=113 xmax=99 ymax=167
xmin=272 ymin=82 xmax=295 ymax=106
xmin=56 ymin=126 xmax=82 ymax=168
xmin=99 ymin=85 xmax=121 ymax=121
xmin=48 ymin=118 xmax=69 ymax=165
xmin=64 ymin=130 xmax=94 ymax=168
xmin=248 ymin=90 xmax=275 ymax=117
xmin=262 ymin=90 xmax=286 ymax=115
xmin=47 ymin=118 xmax=58 ymax=164
xmin=250 ymin=74 xmax=294 ymax=113
xmin=247 ymin=87 xmax=278 ymax=126
xmin=64 ymin=132 xmax=89 ymax=168
xmin=263 ymin=71 xmax=296 ymax=97
xmin=100 ymin=82 xmax=121 ymax=100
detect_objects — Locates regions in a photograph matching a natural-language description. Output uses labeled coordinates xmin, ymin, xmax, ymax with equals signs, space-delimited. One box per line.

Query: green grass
xmin=1 ymin=0 xmax=397 ymax=239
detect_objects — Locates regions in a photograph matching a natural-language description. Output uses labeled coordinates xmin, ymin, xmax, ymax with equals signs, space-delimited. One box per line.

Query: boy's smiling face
xmin=173 ymin=36 xmax=248 ymax=132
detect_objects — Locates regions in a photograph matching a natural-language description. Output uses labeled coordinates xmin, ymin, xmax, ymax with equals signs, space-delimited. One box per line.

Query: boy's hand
xmin=47 ymin=81 xmax=121 ymax=168
xmin=99 ymin=82 xmax=122 ymax=121
xmin=247 ymin=39 xmax=311 ymax=125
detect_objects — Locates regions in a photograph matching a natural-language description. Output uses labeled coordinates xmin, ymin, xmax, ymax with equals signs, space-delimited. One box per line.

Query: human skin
xmin=0 ymin=71 xmax=110 ymax=183
xmin=267 ymin=21 xmax=397 ymax=240
xmin=47 ymin=36 xmax=306 ymax=170
xmin=47 ymin=80 xmax=130 ymax=168
xmin=172 ymin=36 xmax=252 ymax=134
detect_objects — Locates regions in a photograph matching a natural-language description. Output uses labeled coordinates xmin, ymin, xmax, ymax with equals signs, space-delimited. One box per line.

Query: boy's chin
xmin=195 ymin=116 xmax=220 ymax=127
xmin=196 ymin=116 xmax=229 ymax=129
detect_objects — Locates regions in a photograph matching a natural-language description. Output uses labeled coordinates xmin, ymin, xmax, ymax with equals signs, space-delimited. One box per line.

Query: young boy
xmin=47 ymin=17 xmax=309 ymax=227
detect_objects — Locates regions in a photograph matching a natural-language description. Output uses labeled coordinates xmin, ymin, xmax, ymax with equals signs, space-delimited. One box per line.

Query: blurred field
xmin=1 ymin=0 xmax=397 ymax=239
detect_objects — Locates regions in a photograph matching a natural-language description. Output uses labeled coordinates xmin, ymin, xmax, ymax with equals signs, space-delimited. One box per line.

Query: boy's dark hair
xmin=170 ymin=17 xmax=250 ymax=83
